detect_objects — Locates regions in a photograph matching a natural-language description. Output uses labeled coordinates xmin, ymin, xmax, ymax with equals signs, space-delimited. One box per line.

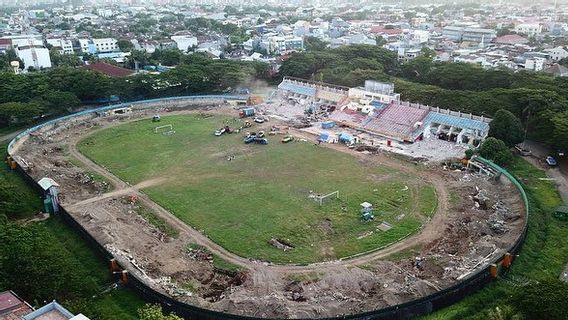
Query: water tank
xmin=10 ymin=61 xmax=20 ymax=74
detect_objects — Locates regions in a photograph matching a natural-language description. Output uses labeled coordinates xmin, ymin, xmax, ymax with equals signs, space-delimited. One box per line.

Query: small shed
xmin=360 ymin=202 xmax=374 ymax=222
xmin=360 ymin=202 xmax=373 ymax=213
xmin=38 ymin=177 xmax=60 ymax=214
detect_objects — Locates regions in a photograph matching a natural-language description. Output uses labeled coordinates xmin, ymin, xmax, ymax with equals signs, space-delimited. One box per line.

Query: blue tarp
xmin=322 ymin=121 xmax=335 ymax=129
xmin=338 ymin=132 xmax=354 ymax=143
xmin=319 ymin=132 xmax=330 ymax=142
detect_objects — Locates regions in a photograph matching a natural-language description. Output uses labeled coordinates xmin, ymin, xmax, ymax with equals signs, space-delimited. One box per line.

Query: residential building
xmin=524 ymin=57 xmax=545 ymax=71
xmin=92 ymin=38 xmax=118 ymax=53
xmin=442 ymin=26 xmax=497 ymax=43
xmin=78 ymin=39 xmax=97 ymax=54
xmin=46 ymin=38 xmax=74 ymax=54
xmin=171 ymin=35 xmax=198 ymax=52
xmin=514 ymin=23 xmax=542 ymax=36
xmin=0 ymin=291 xmax=89 ymax=320
xmin=542 ymin=64 xmax=568 ymax=77
xmin=544 ymin=46 xmax=568 ymax=61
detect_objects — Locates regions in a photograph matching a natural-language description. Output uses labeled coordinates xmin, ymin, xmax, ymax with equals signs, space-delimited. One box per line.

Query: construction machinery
xmin=282 ymin=135 xmax=294 ymax=143
xmin=247 ymin=95 xmax=264 ymax=105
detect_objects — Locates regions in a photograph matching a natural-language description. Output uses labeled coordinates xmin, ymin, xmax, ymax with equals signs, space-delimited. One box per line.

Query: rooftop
xmin=81 ymin=62 xmax=134 ymax=78
xmin=0 ymin=291 xmax=33 ymax=320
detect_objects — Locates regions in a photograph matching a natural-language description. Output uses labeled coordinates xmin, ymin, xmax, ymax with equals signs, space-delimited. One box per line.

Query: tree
xmin=117 ymin=39 xmax=134 ymax=52
xmin=488 ymin=109 xmax=524 ymax=147
xmin=375 ymin=36 xmax=387 ymax=47
xmin=304 ymin=36 xmax=328 ymax=51
xmin=138 ymin=304 xmax=183 ymax=320
xmin=49 ymin=48 xmax=83 ymax=68
xmin=510 ymin=279 xmax=568 ymax=320
xmin=0 ymin=102 xmax=42 ymax=127
xmin=551 ymin=111 xmax=568 ymax=152
xmin=33 ymin=91 xmax=82 ymax=115
xmin=478 ymin=137 xmax=513 ymax=166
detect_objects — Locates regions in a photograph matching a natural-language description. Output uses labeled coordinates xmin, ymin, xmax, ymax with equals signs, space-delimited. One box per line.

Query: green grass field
xmin=79 ymin=114 xmax=437 ymax=264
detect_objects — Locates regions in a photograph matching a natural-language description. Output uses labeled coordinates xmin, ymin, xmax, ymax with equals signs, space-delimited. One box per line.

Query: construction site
xmin=6 ymin=93 xmax=527 ymax=319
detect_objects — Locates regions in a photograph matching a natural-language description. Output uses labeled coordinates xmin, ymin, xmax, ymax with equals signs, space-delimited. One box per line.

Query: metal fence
xmin=5 ymin=98 xmax=530 ymax=320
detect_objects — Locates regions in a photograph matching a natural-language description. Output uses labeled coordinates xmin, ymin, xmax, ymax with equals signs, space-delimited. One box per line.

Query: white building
xmin=348 ymin=80 xmax=400 ymax=104
xmin=524 ymin=58 xmax=545 ymax=71
xmin=15 ymin=45 xmax=52 ymax=71
xmin=514 ymin=23 xmax=542 ymax=36
xmin=544 ymin=46 xmax=568 ymax=61
xmin=92 ymin=38 xmax=118 ymax=53
xmin=46 ymin=38 xmax=74 ymax=54
xmin=171 ymin=35 xmax=198 ymax=52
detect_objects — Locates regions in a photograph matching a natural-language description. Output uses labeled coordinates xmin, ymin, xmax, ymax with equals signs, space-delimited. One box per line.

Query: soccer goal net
xmin=316 ymin=191 xmax=339 ymax=205
xmin=154 ymin=124 xmax=175 ymax=135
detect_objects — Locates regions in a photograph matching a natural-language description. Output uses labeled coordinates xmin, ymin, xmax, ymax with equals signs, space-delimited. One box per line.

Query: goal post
xmin=318 ymin=190 xmax=339 ymax=205
xmin=154 ymin=124 xmax=175 ymax=135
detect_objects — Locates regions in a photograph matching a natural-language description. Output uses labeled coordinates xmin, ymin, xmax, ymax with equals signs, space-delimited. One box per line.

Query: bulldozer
xmin=247 ymin=95 xmax=264 ymax=105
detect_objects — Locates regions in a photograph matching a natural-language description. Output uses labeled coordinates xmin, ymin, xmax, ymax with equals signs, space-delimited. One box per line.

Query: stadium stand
xmin=363 ymin=103 xmax=429 ymax=141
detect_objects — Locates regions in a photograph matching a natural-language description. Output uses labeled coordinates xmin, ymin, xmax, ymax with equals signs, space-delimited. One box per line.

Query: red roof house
xmin=493 ymin=34 xmax=529 ymax=45
xmin=81 ymin=62 xmax=134 ymax=78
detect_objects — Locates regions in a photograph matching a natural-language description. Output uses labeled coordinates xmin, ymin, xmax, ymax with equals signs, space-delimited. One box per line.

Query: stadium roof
xmin=422 ymin=112 xmax=490 ymax=133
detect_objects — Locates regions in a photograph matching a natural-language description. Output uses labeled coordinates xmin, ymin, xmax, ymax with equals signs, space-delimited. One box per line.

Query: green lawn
xmin=423 ymin=157 xmax=568 ymax=319
xmin=79 ymin=115 xmax=437 ymax=264
xmin=1 ymin=143 xmax=43 ymax=219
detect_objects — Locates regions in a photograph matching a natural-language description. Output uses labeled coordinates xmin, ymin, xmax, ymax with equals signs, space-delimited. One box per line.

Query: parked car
xmin=546 ymin=156 xmax=557 ymax=166
xmin=254 ymin=116 xmax=265 ymax=123
xmin=514 ymin=144 xmax=531 ymax=156
xmin=214 ymin=128 xmax=226 ymax=136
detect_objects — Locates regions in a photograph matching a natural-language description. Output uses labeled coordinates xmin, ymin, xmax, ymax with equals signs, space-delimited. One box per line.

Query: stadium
xmin=6 ymin=81 xmax=528 ymax=319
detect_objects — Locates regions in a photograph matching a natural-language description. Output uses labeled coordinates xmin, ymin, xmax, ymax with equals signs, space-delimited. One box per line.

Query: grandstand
xmin=279 ymin=77 xmax=348 ymax=106
xmin=421 ymin=111 xmax=490 ymax=146
xmin=329 ymin=108 xmax=368 ymax=128
xmin=363 ymin=103 xmax=429 ymax=142
xmin=277 ymin=77 xmax=492 ymax=145
xmin=278 ymin=79 xmax=317 ymax=97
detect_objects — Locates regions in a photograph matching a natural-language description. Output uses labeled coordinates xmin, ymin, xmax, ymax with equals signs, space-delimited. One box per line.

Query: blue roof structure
xmin=278 ymin=82 xmax=316 ymax=97
xmin=422 ymin=112 xmax=490 ymax=133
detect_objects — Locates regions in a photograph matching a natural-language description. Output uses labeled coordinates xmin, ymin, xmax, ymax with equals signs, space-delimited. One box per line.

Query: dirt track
xmin=64 ymin=116 xmax=451 ymax=273
xmin=10 ymin=105 xmax=527 ymax=318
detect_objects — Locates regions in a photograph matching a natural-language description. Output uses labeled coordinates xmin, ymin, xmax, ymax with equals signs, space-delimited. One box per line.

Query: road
xmin=521 ymin=140 xmax=568 ymax=205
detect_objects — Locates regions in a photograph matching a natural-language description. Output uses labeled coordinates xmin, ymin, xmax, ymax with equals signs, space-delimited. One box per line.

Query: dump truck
xmin=239 ymin=107 xmax=255 ymax=118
